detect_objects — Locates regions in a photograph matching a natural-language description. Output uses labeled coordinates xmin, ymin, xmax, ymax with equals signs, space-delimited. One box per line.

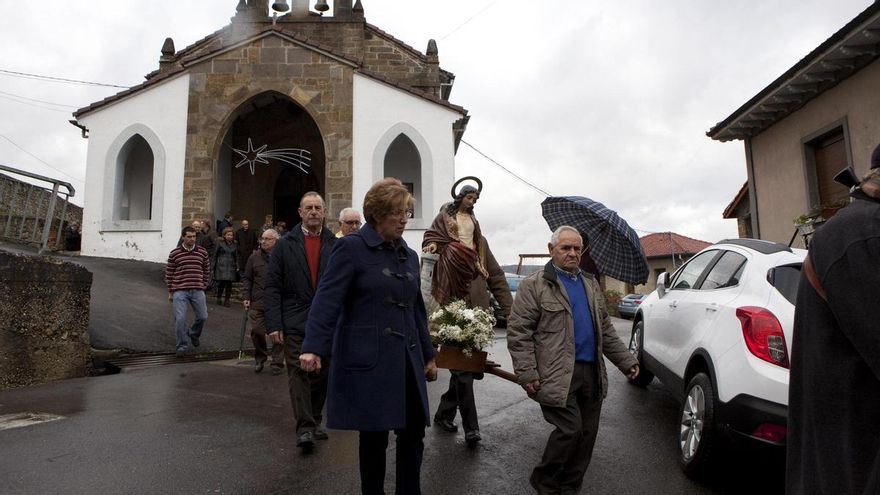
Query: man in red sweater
xmin=166 ymin=226 xmax=211 ymax=356
xmin=265 ymin=192 xmax=336 ymax=452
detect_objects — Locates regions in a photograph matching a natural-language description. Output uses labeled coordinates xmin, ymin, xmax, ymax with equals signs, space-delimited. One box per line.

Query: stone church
xmin=73 ymin=0 xmax=468 ymax=262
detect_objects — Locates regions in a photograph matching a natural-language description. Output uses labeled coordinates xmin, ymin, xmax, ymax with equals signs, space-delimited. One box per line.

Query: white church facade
xmin=73 ymin=0 xmax=468 ymax=262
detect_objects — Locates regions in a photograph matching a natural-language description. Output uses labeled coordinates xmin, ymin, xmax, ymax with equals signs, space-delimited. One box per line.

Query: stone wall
xmin=0 ymin=251 xmax=92 ymax=389
xmin=0 ymin=173 xmax=83 ymax=249
xmin=183 ymin=35 xmax=354 ymax=224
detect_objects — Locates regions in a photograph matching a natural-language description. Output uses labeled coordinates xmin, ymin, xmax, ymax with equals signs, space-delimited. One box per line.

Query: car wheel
xmin=679 ymin=372 xmax=718 ymax=476
xmin=627 ymin=320 xmax=654 ymax=387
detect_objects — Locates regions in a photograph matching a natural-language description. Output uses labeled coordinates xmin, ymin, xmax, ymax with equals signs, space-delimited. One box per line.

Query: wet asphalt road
xmin=0 ymin=318 xmax=784 ymax=494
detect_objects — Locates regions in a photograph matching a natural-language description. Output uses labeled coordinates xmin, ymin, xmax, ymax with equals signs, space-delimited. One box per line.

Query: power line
xmin=460 ymin=139 xmax=552 ymax=196
xmin=439 ymin=1 xmax=499 ymax=40
xmin=0 ymin=134 xmax=83 ymax=182
xmin=460 ymin=139 xmax=660 ymax=235
xmin=0 ymin=68 xmax=128 ymax=88
xmin=0 ymin=90 xmax=78 ymax=108
xmin=0 ymin=93 xmax=75 ymax=114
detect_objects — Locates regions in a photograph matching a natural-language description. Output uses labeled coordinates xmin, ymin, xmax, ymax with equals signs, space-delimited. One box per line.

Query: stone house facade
xmin=74 ymin=0 xmax=467 ymax=262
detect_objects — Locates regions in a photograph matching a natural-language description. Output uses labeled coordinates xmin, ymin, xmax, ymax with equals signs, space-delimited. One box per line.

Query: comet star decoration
xmin=233 ymin=137 xmax=311 ymax=175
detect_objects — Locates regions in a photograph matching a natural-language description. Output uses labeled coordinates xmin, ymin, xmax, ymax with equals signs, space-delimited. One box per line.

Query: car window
xmin=768 ymin=264 xmax=802 ymax=305
xmin=700 ymin=251 xmax=747 ymax=290
xmin=670 ymin=251 xmax=719 ymax=290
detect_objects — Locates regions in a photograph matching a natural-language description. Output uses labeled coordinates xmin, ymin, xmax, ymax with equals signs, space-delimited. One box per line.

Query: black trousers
xmin=434 ymin=371 xmax=479 ymax=432
xmin=215 ymin=280 xmax=232 ymax=302
xmin=249 ymin=309 xmax=283 ymax=367
xmin=531 ymin=362 xmax=602 ymax=494
xmin=283 ymin=333 xmax=329 ymax=436
xmin=359 ymin=357 xmax=426 ymax=495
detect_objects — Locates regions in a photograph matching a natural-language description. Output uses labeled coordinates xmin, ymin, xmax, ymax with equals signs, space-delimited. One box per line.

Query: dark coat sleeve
xmin=823 ymin=236 xmax=880 ymax=379
xmin=242 ymin=251 xmax=256 ymax=300
xmin=483 ymin=239 xmax=513 ymax=318
xmin=264 ymin=239 xmax=286 ymax=333
xmin=302 ymin=240 xmax=355 ymax=358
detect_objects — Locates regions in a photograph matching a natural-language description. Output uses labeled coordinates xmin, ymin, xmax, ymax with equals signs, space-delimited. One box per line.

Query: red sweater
xmin=166 ymin=244 xmax=210 ymax=292
xmin=304 ymin=235 xmax=320 ymax=289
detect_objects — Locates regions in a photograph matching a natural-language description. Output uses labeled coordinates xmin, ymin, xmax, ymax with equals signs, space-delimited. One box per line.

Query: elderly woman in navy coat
xmin=300 ymin=178 xmax=438 ymax=494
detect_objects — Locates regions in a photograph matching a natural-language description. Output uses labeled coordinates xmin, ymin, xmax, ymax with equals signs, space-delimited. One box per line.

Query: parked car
xmin=491 ymin=273 xmax=528 ymax=328
xmin=505 ymin=272 xmax=526 ymax=293
xmin=627 ymin=238 xmax=805 ymax=476
xmin=616 ymin=293 xmax=644 ymax=319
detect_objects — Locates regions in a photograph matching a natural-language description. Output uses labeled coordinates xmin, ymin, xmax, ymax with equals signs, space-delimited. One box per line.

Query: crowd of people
xmin=162 ymin=180 xmax=639 ymax=494
xmin=162 ymin=157 xmax=880 ymax=494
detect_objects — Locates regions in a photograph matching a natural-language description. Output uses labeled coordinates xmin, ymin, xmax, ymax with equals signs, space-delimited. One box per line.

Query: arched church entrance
xmin=215 ymin=91 xmax=325 ymax=230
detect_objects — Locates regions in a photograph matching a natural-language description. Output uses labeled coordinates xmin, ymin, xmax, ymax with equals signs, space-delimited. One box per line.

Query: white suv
xmin=627 ymin=238 xmax=805 ymax=475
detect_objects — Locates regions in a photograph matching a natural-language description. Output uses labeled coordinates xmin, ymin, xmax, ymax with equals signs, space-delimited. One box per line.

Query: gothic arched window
xmin=383 ymin=133 xmax=422 ymax=218
xmin=115 ymin=134 xmax=154 ymax=221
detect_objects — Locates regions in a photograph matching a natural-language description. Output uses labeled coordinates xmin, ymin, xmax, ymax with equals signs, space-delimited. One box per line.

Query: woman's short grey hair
xmin=261 ymin=228 xmax=279 ymax=239
xmin=550 ymin=226 xmax=582 ymax=246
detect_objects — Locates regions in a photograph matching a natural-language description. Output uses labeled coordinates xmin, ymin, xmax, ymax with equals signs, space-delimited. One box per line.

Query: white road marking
xmin=0 ymin=412 xmax=64 ymax=431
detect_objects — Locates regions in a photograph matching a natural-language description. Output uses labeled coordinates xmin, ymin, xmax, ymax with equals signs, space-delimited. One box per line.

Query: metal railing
xmin=0 ymin=164 xmax=76 ymax=254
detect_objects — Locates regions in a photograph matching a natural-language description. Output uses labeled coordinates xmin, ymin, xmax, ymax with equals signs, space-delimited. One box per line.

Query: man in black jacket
xmin=264 ymin=192 xmax=336 ymax=453
xmin=787 ymin=144 xmax=880 ymax=494
xmin=235 ymin=219 xmax=259 ymax=279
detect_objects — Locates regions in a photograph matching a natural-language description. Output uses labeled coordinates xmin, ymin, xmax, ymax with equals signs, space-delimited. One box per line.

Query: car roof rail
xmin=717 ymin=238 xmax=793 ymax=255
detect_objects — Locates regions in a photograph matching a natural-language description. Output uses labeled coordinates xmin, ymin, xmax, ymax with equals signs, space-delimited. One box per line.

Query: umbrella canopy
xmin=541 ymin=196 xmax=649 ymax=285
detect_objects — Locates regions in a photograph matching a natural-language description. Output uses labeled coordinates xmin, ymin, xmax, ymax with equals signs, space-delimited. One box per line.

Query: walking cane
xmin=237 ymin=309 xmax=249 ymax=361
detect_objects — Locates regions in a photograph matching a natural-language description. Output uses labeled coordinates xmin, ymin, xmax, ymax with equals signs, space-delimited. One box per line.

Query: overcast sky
xmin=0 ymin=0 xmax=873 ymax=265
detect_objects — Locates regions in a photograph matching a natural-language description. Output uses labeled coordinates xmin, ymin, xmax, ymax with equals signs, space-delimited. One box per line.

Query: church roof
xmin=74 ymin=21 xmax=466 ymax=118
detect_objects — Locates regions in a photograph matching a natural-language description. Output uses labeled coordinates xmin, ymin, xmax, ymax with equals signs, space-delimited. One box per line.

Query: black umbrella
xmin=541 ymin=196 xmax=649 ymax=285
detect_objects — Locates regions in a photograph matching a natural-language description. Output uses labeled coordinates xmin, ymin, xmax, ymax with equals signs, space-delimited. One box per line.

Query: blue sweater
xmin=556 ymin=267 xmax=597 ymax=363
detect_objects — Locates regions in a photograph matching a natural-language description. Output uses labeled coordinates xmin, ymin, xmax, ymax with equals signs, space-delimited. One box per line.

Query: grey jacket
xmin=507 ymin=262 xmax=637 ymax=407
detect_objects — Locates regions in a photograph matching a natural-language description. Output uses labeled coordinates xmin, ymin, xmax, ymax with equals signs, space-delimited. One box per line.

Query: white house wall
xmin=352 ymin=73 xmax=462 ymax=250
xmin=78 ymin=74 xmax=191 ymax=262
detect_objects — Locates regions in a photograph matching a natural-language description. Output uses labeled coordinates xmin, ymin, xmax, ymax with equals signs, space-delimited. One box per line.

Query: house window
xmin=115 ymin=134 xmax=154 ymax=221
xmin=383 ymin=134 xmax=422 ymax=218
xmin=806 ymin=128 xmax=850 ymax=219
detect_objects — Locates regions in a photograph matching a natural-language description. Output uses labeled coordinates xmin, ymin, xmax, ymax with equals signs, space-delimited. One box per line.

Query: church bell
xmin=271 ymin=0 xmax=291 ymax=12
xmin=314 ymin=0 xmax=329 ymax=12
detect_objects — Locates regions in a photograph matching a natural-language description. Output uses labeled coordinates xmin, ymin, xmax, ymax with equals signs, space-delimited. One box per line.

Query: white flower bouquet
xmin=428 ymin=299 xmax=496 ymax=356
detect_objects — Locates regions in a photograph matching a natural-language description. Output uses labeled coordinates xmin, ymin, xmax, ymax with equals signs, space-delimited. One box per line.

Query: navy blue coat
xmin=264 ymin=224 xmax=336 ymax=335
xmin=302 ymin=223 xmax=436 ymax=431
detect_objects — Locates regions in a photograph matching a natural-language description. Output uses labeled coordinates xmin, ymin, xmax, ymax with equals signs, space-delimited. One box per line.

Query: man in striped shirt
xmin=166 ymin=226 xmax=211 ymax=356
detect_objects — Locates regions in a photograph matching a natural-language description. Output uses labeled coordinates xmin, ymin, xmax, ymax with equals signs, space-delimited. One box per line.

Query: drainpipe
xmin=744 ymin=137 xmax=760 ymax=239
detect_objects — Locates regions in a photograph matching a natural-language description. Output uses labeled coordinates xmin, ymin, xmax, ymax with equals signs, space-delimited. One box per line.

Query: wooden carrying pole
xmin=484 ymin=360 xmax=517 ymax=383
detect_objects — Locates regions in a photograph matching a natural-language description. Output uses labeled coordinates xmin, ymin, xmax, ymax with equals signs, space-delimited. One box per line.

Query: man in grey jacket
xmin=242 ymin=228 xmax=281 ymax=375
xmin=507 ymin=226 xmax=639 ymax=494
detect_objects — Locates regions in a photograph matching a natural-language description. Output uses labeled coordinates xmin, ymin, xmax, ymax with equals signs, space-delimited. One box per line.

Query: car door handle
xmin=668 ymin=301 xmax=677 ymax=309
xmin=706 ymin=303 xmax=718 ymax=312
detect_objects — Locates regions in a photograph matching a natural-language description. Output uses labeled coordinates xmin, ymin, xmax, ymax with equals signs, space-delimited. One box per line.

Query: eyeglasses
xmin=343 ymin=220 xmax=362 ymax=226
xmin=389 ymin=209 xmax=414 ymax=219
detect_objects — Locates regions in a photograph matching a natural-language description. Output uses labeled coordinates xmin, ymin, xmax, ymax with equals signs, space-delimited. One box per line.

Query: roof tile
xmin=639 ymin=232 xmax=712 ymax=258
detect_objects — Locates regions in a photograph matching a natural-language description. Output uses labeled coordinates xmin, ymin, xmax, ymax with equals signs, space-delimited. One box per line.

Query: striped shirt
xmin=166 ymin=244 xmax=210 ymax=292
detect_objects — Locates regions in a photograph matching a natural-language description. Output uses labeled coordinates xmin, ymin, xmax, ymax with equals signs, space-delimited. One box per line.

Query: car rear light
xmin=735 ymin=306 xmax=790 ymax=368
xmin=751 ymin=422 xmax=787 ymax=443
xmin=634 ymin=299 xmax=642 ymax=305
